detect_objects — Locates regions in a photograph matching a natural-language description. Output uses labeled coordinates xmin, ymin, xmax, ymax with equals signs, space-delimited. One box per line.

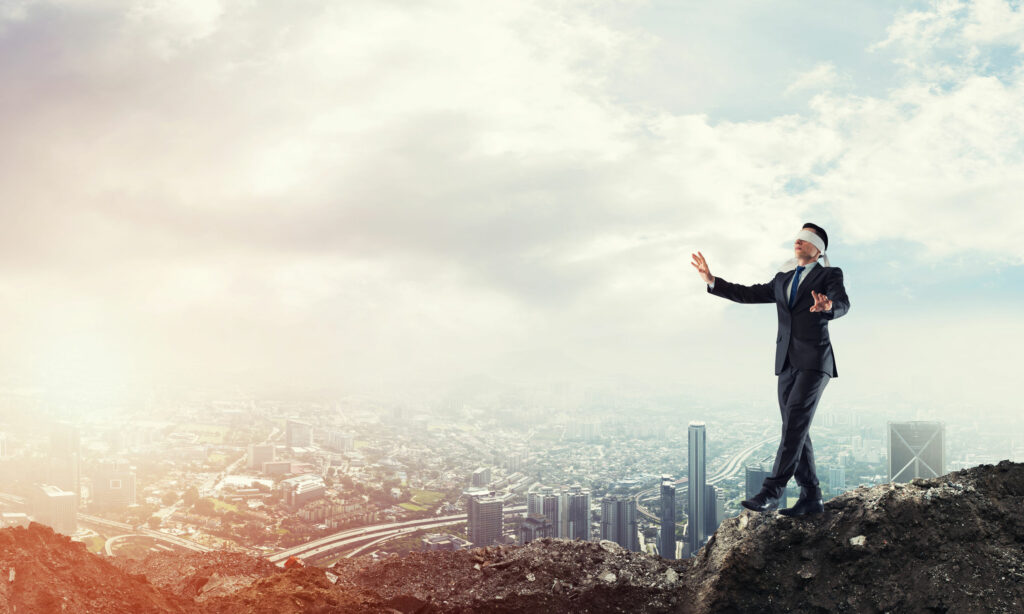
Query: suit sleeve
xmin=823 ymin=267 xmax=850 ymax=320
xmin=706 ymin=275 xmax=775 ymax=304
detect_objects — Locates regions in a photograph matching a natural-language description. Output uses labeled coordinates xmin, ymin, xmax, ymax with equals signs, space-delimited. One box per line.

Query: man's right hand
xmin=691 ymin=251 xmax=714 ymax=285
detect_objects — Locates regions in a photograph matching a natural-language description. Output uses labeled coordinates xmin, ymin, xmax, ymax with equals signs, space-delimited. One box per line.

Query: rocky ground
xmin=688 ymin=459 xmax=1024 ymax=613
xmin=328 ymin=538 xmax=692 ymax=613
xmin=0 ymin=460 xmax=1021 ymax=613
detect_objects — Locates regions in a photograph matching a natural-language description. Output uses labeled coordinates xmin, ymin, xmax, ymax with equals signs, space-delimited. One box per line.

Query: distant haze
xmin=0 ymin=1 xmax=1022 ymax=422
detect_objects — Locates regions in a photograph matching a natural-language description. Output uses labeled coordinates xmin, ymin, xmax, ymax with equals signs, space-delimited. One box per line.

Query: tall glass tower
xmin=688 ymin=421 xmax=706 ymax=556
xmin=659 ymin=475 xmax=676 ymax=559
xmin=888 ymin=421 xmax=945 ymax=483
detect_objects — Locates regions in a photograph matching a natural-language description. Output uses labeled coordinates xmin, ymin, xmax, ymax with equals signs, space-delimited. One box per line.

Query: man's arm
xmin=822 ymin=267 xmax=850 ymax=320
xmin=707 ymin=275 xmax=776 ymax=304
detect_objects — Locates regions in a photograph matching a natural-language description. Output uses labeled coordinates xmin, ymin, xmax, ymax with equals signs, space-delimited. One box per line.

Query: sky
xmin=1 ymin=0 xmax=1023 ymax=421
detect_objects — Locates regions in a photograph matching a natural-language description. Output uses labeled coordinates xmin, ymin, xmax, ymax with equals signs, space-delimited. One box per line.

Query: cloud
xmin=785 ymin=62 xmax=845 ymax=96
xmin=0 ymin=0 xmax=1021 ymax=412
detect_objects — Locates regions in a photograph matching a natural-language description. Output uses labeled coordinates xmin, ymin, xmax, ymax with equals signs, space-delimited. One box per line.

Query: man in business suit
xmin=691 ymin=223 xmax=850 ymax=516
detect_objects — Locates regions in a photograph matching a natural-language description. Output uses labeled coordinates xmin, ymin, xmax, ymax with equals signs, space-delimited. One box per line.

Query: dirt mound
xmin=0 ymin=523 xmax=189 ymax=613
xmin=329 ymin=539 xmax=692 ymax=613
xmin=689 ymin=459 xmax=1024 ymax=613
xmin=116 ymin=551 xmax=281 ymax=602
xmin=200 ymin=566 xmax=384 ymax=614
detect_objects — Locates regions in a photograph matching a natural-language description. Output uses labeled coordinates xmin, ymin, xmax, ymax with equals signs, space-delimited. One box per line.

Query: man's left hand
xmin=810 ymin=290 xmax=832 ymax=312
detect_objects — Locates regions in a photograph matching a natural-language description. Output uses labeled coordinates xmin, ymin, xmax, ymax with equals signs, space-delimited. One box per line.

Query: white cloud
xmin=0 ymin=0 xmax=1021 ymax=412
xmin=785 ymin=61 xmax=844 ymax=95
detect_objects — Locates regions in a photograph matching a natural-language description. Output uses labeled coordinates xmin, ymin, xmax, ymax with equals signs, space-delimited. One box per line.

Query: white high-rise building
xmin=33 ymin=484 xmax=76 ymax=535
xmin=247 ymin=444 xmax=275 ymax=470
xmin=325 ymin=431 xmax=355 ymax=452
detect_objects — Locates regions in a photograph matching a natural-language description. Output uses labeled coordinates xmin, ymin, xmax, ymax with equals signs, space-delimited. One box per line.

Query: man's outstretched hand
xmin=810 ymin=290 xmax=832 ymax=312
xmin=691 ymin=251 xmax=714 ymax=285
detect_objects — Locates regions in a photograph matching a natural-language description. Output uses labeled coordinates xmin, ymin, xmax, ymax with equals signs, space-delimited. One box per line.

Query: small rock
xmin=798 ymin=565 xmax=816 ymax=580
xmin=849 ymin=535 xmax=866 ymax=547
xmin=526 ymin=573 xmax=535 ymax=582
xmin=598 ymin=540 xmax=623 ymax=553
xmin=473 ymin=564 xmax=481 ymax=571
xmin=664 ymin=569 xmax=678 ymax=585
xmin=600 ymin=572 xmax=617 ymax=583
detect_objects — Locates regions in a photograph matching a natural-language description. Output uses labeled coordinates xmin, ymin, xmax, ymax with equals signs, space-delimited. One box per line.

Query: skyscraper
xmin=704 ymin=484 xmax=722 ymax=536
xmin=560 ymin=486 xmax=591 ymax=541
xmin=285 ymin=419 xmax=313 ymax=448
xmin=537 ymin=487 xmax=561 ymax=537
xmin=688 ymin=421 xmax=707 ymax=556
xmin=600 ymin=495 xmax=639 ymax=551
xmin=659 ymin=476 xmax=676 ymax=559
xmin=247 ymin=444 xmax=275 ymax=470
xmin=49 ymin=422 xmax=81 ymax=508
xmin=744 ymin=465 xmax=770 ymax=500
xmin=828 ymin=465 xmax=847 ymax=497
xmin=91 ymin=460 xmax=137 ymax=510
xmin=527 ymin=489 xmax=544 ymax=516
xmin=325 ymin=431 xmax=355 ymax=452
xmin=470 ymin=467 xmax=491 ymax=487
xmin=467 ymin=493 xmax=504 ymax=547
xmin=888 ymin=421 xmax=945 ymax=483
xmin=32 ymin=484 xmax=76 ymax=535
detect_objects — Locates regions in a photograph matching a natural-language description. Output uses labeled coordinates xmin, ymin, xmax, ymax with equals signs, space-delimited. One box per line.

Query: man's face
xmin=794 ymin=229 xmax=821 ymax=260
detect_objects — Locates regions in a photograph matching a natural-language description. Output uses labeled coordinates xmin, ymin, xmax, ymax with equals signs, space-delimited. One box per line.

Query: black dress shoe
xmin=778 ymin=497 xmax=824 ymax=517
xmin=740 ymin=492 xmax=782 ymax=513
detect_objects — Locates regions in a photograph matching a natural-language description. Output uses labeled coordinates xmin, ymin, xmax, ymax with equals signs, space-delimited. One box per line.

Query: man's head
xmin=794 ymin=223 xmax=828 ymax=262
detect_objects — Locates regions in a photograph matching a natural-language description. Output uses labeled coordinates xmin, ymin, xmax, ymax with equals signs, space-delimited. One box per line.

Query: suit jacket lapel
xmin=776 ymin=271 xmax=792 ymax=305
xmin=792 ymin=265 xmax=825 ymax=309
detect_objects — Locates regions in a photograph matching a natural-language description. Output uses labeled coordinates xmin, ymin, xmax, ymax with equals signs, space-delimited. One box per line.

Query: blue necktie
xmin=788 ymin=265 xmax=805 ymax=308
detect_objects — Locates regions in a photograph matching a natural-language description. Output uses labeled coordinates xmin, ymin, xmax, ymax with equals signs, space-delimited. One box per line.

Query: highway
xmin=103 ymin=531 xmax=207 ymax=556
xmin=266 ymin=504 xmax=527 ymax=563
xmin=76 ymin=513 xmax=213 ymax=553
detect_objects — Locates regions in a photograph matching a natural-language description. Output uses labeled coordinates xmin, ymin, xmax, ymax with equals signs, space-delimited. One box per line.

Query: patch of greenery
xmin=209 ymin=498 xmax=238 ymax=513
xmin=410 ymin=490 xmax=445 ymax=506
xmin=82 ymin=535 xmax=106 ymax=553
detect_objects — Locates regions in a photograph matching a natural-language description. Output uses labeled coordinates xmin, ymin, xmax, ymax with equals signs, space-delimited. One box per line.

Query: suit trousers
xmin=761 ymin=354 xmax=830 ymax=500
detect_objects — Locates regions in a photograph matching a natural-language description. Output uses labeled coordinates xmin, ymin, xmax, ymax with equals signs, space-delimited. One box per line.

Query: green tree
xmin=193 ymin=498 xmax=216 ymax=516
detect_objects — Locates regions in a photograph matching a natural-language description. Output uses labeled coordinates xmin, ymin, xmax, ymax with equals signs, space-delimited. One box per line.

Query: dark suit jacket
xmin=707 ymin=265 xmax=850 ymax=377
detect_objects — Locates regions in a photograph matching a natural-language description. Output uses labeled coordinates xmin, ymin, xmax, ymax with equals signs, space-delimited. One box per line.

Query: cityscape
xmin=0 ymin=389 xmax=1019 ymax=566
